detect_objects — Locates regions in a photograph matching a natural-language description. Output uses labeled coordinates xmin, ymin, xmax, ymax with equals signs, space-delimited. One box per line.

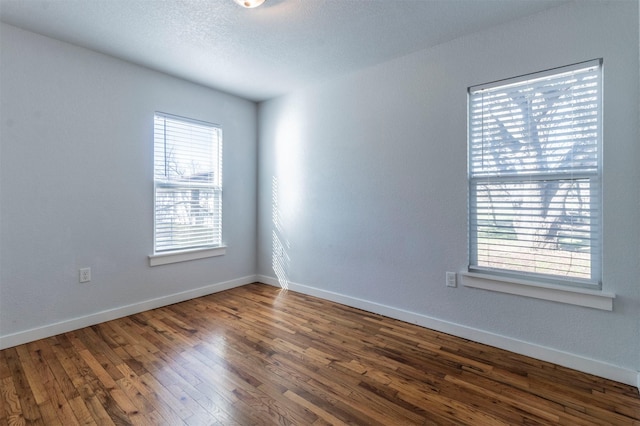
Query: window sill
xmin=149 ymin=246 xmax=226 ymax=266
xmin=460 ymin=272 xmax=614 ymax=311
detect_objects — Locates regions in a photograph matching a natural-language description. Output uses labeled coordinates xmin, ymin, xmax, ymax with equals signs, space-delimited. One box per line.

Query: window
xmin=468 ymin=59 xmax=602 ymax=288
xmin=153 ymin=112 xmax=223 ymax=256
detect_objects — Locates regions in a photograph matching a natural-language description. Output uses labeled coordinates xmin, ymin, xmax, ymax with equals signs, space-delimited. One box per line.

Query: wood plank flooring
xmin=1 ymin=283 xmax=638 ymax=425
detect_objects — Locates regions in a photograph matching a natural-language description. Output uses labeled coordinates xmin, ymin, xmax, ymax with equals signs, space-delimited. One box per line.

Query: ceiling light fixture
xmin=233 ymin=0 xmax=265 ymax=8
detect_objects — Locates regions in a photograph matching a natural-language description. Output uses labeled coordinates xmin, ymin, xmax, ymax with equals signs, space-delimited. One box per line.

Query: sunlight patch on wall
xmin=272 ymin=176 xmax=290 ymax=289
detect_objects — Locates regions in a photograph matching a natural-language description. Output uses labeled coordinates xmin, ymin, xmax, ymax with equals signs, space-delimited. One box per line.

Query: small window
xmin=468 ymin=59 xmax=602 ymax=287
xmin=153 ymin=113 xmax=222 ymax=254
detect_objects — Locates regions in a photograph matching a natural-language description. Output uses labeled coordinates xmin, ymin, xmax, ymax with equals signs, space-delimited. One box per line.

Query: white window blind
xmin=154 ymin=113 xmax=222 ymax=253
xmin=468 ymin=59 xmax=602 ymax=287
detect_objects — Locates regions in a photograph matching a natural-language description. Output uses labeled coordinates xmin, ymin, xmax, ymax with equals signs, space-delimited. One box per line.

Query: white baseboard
xmin=0 ymin=275 xmax=257 ymax=350
xmin=257 ymin=274 xmax=639 ymax=388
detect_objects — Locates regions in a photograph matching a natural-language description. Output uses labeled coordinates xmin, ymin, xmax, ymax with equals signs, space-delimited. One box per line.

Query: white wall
xmin=0 ymin=24 xmax=258 ymax=344
xmin=258 ymin=1 xmax=640 ymax=382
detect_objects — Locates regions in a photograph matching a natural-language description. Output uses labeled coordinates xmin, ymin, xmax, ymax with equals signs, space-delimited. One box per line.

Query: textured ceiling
xmin=0 ymin=0 xmax=567 ymax=101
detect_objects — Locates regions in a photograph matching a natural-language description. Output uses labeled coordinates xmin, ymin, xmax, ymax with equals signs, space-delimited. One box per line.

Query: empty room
xmin=1 ymin=0 xmax=639 ymax=424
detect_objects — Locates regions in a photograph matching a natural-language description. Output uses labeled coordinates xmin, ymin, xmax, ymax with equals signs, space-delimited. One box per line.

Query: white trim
xmin=0 ymin=275 xmax=256 ymax=350
xmin=637 ymin=371 xmax=640 ymax=394
xmin=461 ymin=272 xmax=614 ymax=311
xmin=257 ymin=274 xmax=636 ymax=387
xmin=470 ymin=58 xmax=602 ymax=93
xmin=149 ymin=246 xmax=226 ymax=266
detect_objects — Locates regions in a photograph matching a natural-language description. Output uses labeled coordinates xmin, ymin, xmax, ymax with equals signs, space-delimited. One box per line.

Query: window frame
xmin=149 ymin=112 xmax=225 ymax=265
xmin=467 ymin=59 xmax=603 ymax=289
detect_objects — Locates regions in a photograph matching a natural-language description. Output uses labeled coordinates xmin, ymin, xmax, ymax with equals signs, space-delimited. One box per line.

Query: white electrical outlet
xmin=446 ymin=271 xmax=457 ymax=288
xmin=79 ymin=267 xmax=91 ymax=283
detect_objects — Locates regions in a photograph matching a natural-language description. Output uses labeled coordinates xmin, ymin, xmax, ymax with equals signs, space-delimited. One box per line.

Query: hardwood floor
xmin=1 ymin=283 xmax=638 ymax=425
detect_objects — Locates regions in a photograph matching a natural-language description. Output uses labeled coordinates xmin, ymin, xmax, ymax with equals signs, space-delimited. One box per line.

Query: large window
xmin=468 ymin=59 xmax=602 ymax=287
xmin=153 ymin=112 xmax=222 ymax=254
